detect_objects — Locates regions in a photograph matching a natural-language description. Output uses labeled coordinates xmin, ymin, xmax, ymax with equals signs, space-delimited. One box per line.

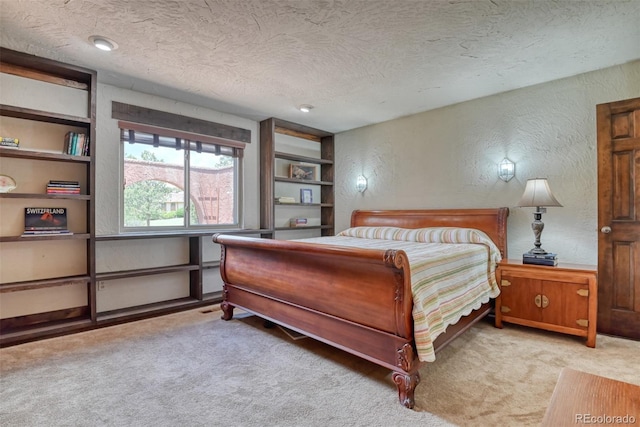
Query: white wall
xmin=334 ymin=61 xmax=640 ymax=265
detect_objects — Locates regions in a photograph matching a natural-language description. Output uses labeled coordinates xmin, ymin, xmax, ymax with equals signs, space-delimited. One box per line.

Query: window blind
xmin=118 ymin=120 xmax=244 ymax=158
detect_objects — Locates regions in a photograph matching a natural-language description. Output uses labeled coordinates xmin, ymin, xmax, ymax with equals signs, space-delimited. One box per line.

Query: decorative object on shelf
xmin=300 ymin=188 xmax=312 ymax=204
xmin=1 ymin=136 xmax=20 ymax=148
xmin=517 ymin=178 xmax=562 ymax=256
xmin=0 ymin=174 xmax=17 ymax=192
xmin=288 ymin=163 xmax=316 ymax=180
xmin=498 ymin=157 xmax=515 ymax=182
xmin=289 ymin=217 xmax=308 ymax=227
xmin=356 ymin=175 xmax=368 ymax=193
xmin=276 ymin=196 xmax=296 ymax=204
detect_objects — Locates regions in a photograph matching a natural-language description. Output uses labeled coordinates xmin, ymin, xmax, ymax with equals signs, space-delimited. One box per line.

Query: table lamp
xmin=517 ymin=178 xmax=562 ymax=257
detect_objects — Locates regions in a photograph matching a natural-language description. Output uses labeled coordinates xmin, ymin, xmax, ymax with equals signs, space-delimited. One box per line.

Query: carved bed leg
xmin=220 ymin=301 xmax=234 ymax=320
xmin=392 ymin=371 xmax=420 ymax=409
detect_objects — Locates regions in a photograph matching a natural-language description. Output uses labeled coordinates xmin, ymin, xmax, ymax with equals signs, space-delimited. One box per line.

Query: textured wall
xmin=335 ymin=61 xmax=640 ymax=265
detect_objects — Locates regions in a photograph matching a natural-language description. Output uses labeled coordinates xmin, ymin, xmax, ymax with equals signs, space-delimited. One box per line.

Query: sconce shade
xmin=498 ymin=158 xmax=515 ymax=182
xmin=356 ymin=175 xmax=367 ymax=192
xmin=517 ymin=178 xmax=562 ymax=207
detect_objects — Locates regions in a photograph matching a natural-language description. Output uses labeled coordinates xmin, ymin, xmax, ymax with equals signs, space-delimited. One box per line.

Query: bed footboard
xmin=213 ymin=234 xmax=423 ymax=407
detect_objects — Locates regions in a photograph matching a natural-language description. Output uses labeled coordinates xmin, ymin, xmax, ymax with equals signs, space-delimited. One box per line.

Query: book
xmin=47 ymin=180 xmax=80 ymax=193
xmin=1 ymin=137 xmax=19 ymax=143
xmin=277 ymin=325 xmax=307 ymax=341
xmin=21 ymin=229 xmax=73 ymax=236
xmin=64 ymin=132 xmax=88 ymax=156
xmin=48 ymin=180 xmax=80 ymax=186
xmin=46 ymin=188 xmax=81 ymax=194
xmin=523 ymin=256 xmax=558 ymax=266
xmin=1 ymin=137 xmax=19 ymax=148
xmin=24 ymin=207 xmax=68 ymax=232
xmin=289 ymin=218 xmax=308 ymax=227
xmin=276 ymin=196 xmax=296 ymax=204
xmin=523 ymin=252 xmax=557 ymax=260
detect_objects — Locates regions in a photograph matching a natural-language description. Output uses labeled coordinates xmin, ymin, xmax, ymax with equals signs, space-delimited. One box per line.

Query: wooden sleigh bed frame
xmin=213 ymin=208 xmax=509 ymax=408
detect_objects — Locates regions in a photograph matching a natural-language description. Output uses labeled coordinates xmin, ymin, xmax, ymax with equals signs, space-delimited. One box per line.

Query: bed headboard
xmin=350 ymin=208 xmax=509 ymax=259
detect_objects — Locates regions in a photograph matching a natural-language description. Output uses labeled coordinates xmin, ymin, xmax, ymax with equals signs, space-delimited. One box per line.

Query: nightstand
xmin=495 ymin=259 xmax=598 ymax=347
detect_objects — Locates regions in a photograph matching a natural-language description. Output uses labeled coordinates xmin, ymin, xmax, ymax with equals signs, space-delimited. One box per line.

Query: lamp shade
xmin=517 ymin=178 xmax=562 ymax=208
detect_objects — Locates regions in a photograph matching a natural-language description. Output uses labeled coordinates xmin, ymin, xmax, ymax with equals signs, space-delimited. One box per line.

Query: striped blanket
xmin=299 ymin=227 xmax=501 ymax=362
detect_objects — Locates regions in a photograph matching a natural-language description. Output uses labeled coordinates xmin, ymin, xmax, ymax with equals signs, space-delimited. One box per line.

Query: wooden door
xmin=597 ymin=97 xmax=640 ymax=339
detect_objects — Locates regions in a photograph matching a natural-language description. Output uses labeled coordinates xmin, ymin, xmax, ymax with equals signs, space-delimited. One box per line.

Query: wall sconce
xmin=356 ymin=175 xmax=367 ymax=193
xmin=498 ymin=157 xmax=515 ymax=182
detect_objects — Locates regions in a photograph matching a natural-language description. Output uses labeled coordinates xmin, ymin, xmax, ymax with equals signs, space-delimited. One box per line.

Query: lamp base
xmin=527 ymin=247 xmax=548 ymax=255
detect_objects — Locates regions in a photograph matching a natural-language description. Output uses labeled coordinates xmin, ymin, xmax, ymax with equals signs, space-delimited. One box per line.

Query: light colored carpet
xmin=1 ymin=306 xmax=638 ymax=427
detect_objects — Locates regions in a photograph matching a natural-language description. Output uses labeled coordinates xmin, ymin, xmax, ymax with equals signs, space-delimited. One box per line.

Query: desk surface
xmin=542 ymin=368 xmax=640 ymax=426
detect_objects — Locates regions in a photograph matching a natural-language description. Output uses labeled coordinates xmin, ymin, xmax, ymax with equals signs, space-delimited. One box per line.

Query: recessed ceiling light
xmin=298 ymin=104 xmax=314 ymax=113
xmin=89 ymin=35 xmax=118 ymax=51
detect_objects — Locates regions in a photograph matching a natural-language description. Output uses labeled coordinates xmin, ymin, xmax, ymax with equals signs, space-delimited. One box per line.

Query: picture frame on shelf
xmin=300 ymin=188 xmax=313 ymax=204
xmin=289 ymin=163 xmax=316 ymax=180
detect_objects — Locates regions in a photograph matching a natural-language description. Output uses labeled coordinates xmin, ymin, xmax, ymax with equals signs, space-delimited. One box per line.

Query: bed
xmin=212 ymin=208 xmax=509 ymax=408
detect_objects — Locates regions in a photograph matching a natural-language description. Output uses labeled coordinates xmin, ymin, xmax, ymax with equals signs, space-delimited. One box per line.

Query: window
xmin=119 ymin=121 xmax=243 ymax=230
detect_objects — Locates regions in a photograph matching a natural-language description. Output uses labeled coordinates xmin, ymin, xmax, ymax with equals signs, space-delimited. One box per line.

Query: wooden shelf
xmin=0 ymin=275 xmax=90 ymax=293
xmin=0 ymin=192 xmax=90 ymax=200
xmin=203 ymin=260 xmax=221 ymax=269
xmin=274 ymin=151 xmax=333 ymax=165
xmin=96 ymin=265 xmax=198 ymax=281
xmin=274 ymin=176 xmax=333 ymax=186
xmin=275 ymin=202 xmax=334 ymax=207
xmin=0 ymin=317 xmax=94 ymax=347
xmin=95 ymin=228 xmax=270 ymax=241
xmin=0 ymin=146 xmax=91 ymax=163
xmin=96 ymin=297 xmax=213 ymax=324
xmin=0 ymin=103 xmax=92 ymax=126
xmin=0 ymin=233 xmax=90 ymax=242
xmin=275 ymin=225 xmax=333 ymax=231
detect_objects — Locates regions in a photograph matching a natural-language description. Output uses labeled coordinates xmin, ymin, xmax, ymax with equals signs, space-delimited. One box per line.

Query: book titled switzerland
xmin=23 ymin=207 xmax=70 ymax=234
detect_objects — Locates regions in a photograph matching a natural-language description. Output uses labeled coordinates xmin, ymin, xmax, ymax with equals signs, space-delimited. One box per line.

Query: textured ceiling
xmin=1 ymin=0 xmax=639 ymax=133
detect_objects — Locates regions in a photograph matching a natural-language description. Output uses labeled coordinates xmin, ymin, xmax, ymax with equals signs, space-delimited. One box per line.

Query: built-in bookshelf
xmin=260 ymin=118 xmax=335 ymax=239
xmin=0 ymin=47 xmax=97 ymax=344
xmin=0 ymin=48 xmax=267 ymax=347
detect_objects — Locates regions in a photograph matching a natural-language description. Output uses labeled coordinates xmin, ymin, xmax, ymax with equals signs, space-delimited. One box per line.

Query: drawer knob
xmin=577 ymin=289 xmax=589 ymax=297
xmin=501 ymin=279 xmax=511 ymax=287
xmin=601 ymin=226 xmax=612 ymax=234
